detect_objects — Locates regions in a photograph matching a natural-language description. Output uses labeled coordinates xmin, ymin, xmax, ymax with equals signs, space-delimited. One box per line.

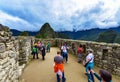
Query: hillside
xmin=10 ymin=29 xmax=38 ymax=36
xmin=10 ymin=23 xmax=120 ymax=43
xmin=59 ymin=28 xmax=106 ymax=41
xmin=34 ymin=23 xmax=69 ymax=39
xmin=60 ymin=27 xmax=120 ymax=41
xmin=10 ymin=29 xmax=21 ymax=36
xmin=36 ymin=23 xmax=55 ymax=38
xmin=97 ymin=30 xmax=120 ymax=43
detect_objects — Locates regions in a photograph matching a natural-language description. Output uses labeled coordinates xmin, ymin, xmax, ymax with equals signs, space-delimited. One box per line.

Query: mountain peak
xmin=36 ymin=23 xmax=56 ymax=38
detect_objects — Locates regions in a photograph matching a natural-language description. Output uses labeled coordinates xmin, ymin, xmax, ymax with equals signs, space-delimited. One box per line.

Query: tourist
xmin=54 ymin=51 xmax=66 ymax=82
xmin=88 ymin=69 xmax=112 ymax=82
xmin=37 ymin=41 xmax=42 ymax=50
xmin=46 ymin=42 xmax=50 ymax=52
xmin=61 ymin=42 xmax=69 ymax=63
xmin=77 ymin=44 xmax=83 ymax=63
xmin=41 ymin=44 xmax=46 ymax=60
xmin=83 ymin=49 xmax=94 ymax=73
xmin=32 ymin=46 xmax=39 ymax=59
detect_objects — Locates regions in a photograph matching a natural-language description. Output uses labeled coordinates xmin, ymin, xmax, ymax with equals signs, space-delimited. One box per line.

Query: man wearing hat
xmin=84 ymin=49 xmax=94 ymax=73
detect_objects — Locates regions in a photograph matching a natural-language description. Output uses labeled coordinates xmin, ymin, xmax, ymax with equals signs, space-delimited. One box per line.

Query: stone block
xmin=102 ymin=60 xmax=107 ymax=64
xmin=8 ymin=51 xmax=16 ymax=58
xmin=0 ymin=31 xmax=5 ymax=36
xmin=2 ymin=62 xmax=10 ymax=69
xmin=0 ymin=52 xmax=9 ymax=59
xmin=8 ymin=68 xmax=13 ymax=78
xmin=0 ymin=57 xmax=8 ymax=65
xmin=115 ymin=69 xmax=120 ymax=76
xmin=0 ymin=43 xmax=5 ymax=53
xmin=5 ymin=79 xmax=10 ymax=82
xmin=6 ymin=42 xmax=14 ymax=50
xmin=0 ymin=70 xmax=6 ymax=80
xmin=0 ymin=74 xmax=7 ymax=82
xmin=0 ymin=36 xmax=5 ymax=42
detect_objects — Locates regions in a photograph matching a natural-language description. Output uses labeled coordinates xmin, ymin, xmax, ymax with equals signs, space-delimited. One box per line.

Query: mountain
xmin=10 ymin=23 xmax=69 ymax=39
xmin=96 ymin=30 xmax=118 ymax=43
xmin=10 ymin=29 xmax=21 ymax=36
xmin=35 ymin=23 xmax=56 ymax=38
xmin=59 ymin=28 xmax=106 ymax=41
xmin=19 ymin=31 xmax=29 ymax=36
xmin=59 ymin=26 xmax=120 ymax=41
xmin=10 ymin=23 xmax=120 ymax=43
xmin=35 ymin=23 xmax=69 ymax=39
xmin=10 ymin=29 xmax=38 ymax=36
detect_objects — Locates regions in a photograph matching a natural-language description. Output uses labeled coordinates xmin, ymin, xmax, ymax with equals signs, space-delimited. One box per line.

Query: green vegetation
xmin=35 ymin=22 xmax=69 ymax=39
xmin=35 ymin=23 xmax=56 ymax=38
xmin=114 ymin=34 xmax=120 ymax=43
xmin=97 ymin=30 xmax=118 ymax=43
xmin=20 ymin=31 xmax=29 ymax=36
xmin=56 ymin=32 xmax=69 ymax=39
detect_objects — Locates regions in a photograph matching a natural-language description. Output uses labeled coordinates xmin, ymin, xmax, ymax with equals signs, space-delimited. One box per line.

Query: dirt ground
xmin=21 ymin=47 xmax=120 ymax=82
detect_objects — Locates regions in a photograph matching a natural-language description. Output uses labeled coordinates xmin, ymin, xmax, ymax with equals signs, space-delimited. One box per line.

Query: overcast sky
xmin=0 ymin=0 xmax=120 ymax=31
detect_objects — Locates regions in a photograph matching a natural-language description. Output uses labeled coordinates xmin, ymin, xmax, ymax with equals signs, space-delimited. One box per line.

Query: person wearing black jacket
xmin=41 ymin=44 xmax=46 ymax=60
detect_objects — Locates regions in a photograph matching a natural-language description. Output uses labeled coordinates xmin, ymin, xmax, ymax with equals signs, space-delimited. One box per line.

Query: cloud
xmin=0 ymin=0 xmax=120 ymax=31
xmin=0 ymin=10 xmax=40 ymax=31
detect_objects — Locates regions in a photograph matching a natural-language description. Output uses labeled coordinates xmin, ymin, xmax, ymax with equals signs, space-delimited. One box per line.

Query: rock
xmin=0 ymin=43 xmax=5 ymax=53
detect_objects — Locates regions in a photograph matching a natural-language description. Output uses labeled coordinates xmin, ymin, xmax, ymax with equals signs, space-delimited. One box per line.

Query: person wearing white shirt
xmin=84 ymin=49 xmax=94 ymax=73
xmin=61 ymin=43 xmax=69 ymax=63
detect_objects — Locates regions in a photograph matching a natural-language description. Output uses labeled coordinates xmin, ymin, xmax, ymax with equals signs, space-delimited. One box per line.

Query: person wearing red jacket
xmin=77 ymin=44 xmax=83 ymax=63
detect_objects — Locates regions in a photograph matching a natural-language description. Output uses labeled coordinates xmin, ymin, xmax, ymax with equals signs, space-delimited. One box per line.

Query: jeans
xmin=86 ymin=62 xmax=94 ymax=73
xmin=63 ymin=52 xmax=68 ymax=62
xmin=57 ymin=72 xmax=66 ymax=82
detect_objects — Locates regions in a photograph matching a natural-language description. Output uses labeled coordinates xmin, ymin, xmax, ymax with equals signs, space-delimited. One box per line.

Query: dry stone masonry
xmin=55 ymin=39 xmax=120 ymax=77
xmin=0 ymin=25 xmax=32 ymax=82
xmin=33 ymin=38 xmax=120 ymax=77
xmin=0 ymin=24 xmax=120 ymax=82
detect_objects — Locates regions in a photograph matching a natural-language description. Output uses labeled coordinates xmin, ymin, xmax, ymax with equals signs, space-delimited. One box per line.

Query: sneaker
xmin=63 ymin=78 xmax=66 ymax=82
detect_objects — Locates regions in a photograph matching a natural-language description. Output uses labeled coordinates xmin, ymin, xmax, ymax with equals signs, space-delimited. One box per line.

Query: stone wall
xmin=55 ymin=39 xmax=120 ymax=76
xmin=34 ymin=38 xmax=57 ymax=47
xmin=0 ymin=25 xmax=120 ymax=82
xmin=0 ymin=26 xmax=32 ymax=82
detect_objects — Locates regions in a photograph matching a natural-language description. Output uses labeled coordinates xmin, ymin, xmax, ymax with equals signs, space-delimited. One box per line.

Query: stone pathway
xmin=21 ymin=47 xmax=120 ymax=82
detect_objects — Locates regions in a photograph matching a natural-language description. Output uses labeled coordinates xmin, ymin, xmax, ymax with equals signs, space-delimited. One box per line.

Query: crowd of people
xmin=31 ymin=41 xmax=51 ymax=60
xmin=31 ymin=41 xmax=112 ymax=82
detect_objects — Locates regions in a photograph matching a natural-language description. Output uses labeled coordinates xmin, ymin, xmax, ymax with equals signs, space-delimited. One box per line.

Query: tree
xmin=20 ymin=31 xmax=29 ymax=36
xmin=114 ymin=34 xmax=120 ymax=43
xmin=97 ymin=30 xmax=118 ymax=43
